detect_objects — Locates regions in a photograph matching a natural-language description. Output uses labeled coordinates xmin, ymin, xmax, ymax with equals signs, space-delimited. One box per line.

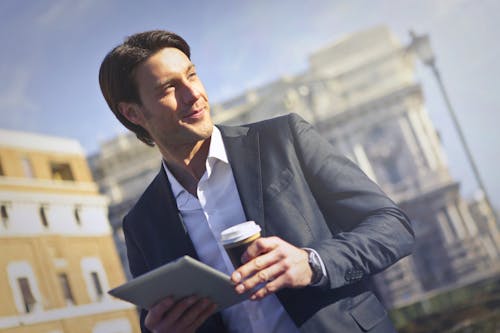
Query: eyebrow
xmin=154 ymin=64 xmax=196 ymax=91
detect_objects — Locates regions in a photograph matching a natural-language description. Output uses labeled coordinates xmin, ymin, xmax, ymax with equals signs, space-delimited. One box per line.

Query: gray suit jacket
xmin=123 ymin=113 xmax=414 ymax=332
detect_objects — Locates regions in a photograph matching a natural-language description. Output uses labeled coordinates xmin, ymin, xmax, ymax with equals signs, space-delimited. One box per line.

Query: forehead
xmin=135 ymin=47 xmax=192 ymax=86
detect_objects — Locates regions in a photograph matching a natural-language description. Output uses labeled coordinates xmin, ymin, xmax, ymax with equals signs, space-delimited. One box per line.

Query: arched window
xmin=81 ymin=257 xmax=109 ymax=302
xmin=7 ymin=261 xmax=42 ymax=314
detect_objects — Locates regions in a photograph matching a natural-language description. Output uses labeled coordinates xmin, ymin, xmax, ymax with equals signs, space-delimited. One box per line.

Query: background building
xmin=211 ymin=26 xmax=500 ymax=307
xmin=89 ymin=26 xmax=499 ymax=309
xmin=0 ymin=129 xmax=139 ymax=333
xmin=88 ymin=135 xmax=161 ymax=280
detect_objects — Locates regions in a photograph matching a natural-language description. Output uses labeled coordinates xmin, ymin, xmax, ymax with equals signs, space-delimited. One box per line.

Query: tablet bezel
xmin=108 ymin=256 xmax=249 ymax=310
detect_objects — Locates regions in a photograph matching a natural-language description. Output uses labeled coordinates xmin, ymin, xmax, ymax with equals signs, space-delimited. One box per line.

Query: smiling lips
xmin=182 ymin=107 xmax=205 ymax=120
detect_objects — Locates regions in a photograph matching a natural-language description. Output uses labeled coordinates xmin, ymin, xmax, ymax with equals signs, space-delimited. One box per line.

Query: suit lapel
xmin=145 ymin=168 xmax=198 ymax=267
xmin=217 ymin=125 xmax=265 ymax=234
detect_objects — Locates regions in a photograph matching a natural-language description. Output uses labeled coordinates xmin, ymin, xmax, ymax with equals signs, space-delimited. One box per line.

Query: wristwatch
xmin=304 ymin=248 xmax=323 ymax=285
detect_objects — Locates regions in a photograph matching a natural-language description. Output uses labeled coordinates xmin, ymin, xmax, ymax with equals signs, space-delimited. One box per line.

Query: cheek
xmin=148 ymin=99 xmax=177 ymax=117
xmin=161 ymin=97 xmax=181 ymax=112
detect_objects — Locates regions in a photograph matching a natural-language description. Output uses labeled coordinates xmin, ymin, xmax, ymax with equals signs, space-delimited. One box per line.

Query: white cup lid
xmin=220 ymin=221 xmax=261 ymax=245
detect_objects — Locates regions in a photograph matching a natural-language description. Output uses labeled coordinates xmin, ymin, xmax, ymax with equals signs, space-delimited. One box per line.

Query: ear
xmin=117 ymin=102 xmax=144 ymax=126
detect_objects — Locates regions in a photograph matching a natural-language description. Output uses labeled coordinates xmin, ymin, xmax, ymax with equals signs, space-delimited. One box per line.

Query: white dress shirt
xmin=163 ymin=126 xmax=299 ymax=333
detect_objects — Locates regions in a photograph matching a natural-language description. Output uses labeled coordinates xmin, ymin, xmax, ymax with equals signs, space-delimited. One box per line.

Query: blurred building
xmin=211 ymin=25 xmax=499 ymax=307
xmin=89 ymin=26 xmax=500 ymax=308
xmin=0 ymin=129 xmax=139 ymax=333
xmin=87 ymin=134 xmax=161 ymax=280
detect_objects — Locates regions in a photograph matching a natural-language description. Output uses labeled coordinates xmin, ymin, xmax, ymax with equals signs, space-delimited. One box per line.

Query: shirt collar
xmin=162 ymin=125 xmax=228 ymax=199
xmin=207 ymin=125 xmax=228 ymax=164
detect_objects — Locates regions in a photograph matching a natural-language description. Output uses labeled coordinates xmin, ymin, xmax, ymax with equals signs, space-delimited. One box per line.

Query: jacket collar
xmin=143 ymin=166 xmax=198 ymax=268
xmin=216 ymin=124 xmax=265 ymax=233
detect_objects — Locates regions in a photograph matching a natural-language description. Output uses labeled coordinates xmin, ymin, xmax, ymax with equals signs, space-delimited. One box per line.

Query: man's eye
xmin=158 ymin=85 xmax=174 ymax=97
xmin=188 ymin=72 xmax=197 ymax=79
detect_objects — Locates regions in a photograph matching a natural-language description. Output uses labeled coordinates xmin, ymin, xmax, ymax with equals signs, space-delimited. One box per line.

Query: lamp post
xmin=408 ymin=30 xmax=498 ymax=222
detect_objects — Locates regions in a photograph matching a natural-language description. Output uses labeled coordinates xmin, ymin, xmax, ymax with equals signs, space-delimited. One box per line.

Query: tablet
xmin=108 ymin=256 xmax=249 ymax=310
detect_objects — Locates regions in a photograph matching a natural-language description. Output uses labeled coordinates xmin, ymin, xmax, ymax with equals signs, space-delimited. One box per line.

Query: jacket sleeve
xmin=287 ymin=113 xmax=415 ymax=290
xmin=123 ymin=217 xmax=152 ymax=333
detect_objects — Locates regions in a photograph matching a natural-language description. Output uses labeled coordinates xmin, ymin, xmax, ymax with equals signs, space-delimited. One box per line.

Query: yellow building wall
xmin=0 ymin=310 xmax=140 ymax=333
xmin=62 ymin=310 xmax=140 ymax=333
xmin=0 ymin=235 xmax=127 ymax=316
xmin=0 ymin=239 xmax=41 ymax=316
xmin=0 ymin=320 xmax=65 ymax=333
xmin=0 ymin=148 xmax=93 ymax=182
xmin=0 ymin=149 xmax=24 ymax=178
xmin=1 ymin=136 xmax=139 ymax=332
xmin=0 ymin=235 xmax=139 ymax=332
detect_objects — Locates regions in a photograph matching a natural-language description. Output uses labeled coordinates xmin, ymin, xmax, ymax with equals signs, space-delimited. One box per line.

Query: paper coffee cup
xmin=221 ymin=221 xmax=261 ymax=268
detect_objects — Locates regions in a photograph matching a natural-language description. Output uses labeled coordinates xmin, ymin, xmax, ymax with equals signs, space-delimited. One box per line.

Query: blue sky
xmin=1 ymin=0 xmax=499 ymax=209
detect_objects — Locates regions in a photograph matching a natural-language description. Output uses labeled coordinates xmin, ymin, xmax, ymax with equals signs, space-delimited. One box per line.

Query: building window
xmin=50 ymin=162 xmax=74 ymax=181
xmin=39 ymin=205 xmax=49 ymax=228
xmin=81 ymin=257 xmax=109 ymax=302
xmin=58 ymin=273 xmax=75 ymax=305
xmin=91 ymin=272 xmax=104 ymax=300
xmin=74 ymin=206 xmax=82 ymax=225
xmin=8 ymin=261 xmax=42 ymax=314
xmin=1 ymin=203 xmax=9 ymax=227
xmin=17 ymin=277 xmax=36 ymax=313
xmin=0 ymin=157 xmax=4 ymax=176
xmin=21 ymin=157 xmax=34 ymax=178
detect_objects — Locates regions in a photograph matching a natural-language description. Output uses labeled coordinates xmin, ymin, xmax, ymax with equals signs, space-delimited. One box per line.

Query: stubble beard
xmin=161 ymin=117 xmax=214 ymax=151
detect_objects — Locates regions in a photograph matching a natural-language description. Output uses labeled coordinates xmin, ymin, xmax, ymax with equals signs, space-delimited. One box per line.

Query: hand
xmin=144 ymin=296 xmax=217 ymax=333
xmin=230 ymin=236 xmax=313 ymax=300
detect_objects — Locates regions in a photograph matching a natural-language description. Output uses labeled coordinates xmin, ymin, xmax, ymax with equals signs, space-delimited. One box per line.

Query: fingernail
xmin=232 ymin=272 xmax=241 ymax=282
xmin=236 ymin=284 xmax=245 ymax=294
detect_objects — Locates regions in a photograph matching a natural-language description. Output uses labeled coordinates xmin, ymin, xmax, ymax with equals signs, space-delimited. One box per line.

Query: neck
xmin=159 ymin=138 xmax=211 ymax=196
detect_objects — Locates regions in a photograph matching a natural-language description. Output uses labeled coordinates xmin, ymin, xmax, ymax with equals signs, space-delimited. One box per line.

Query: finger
xmin=178 ymin=298 xmax=216 ymax=328
xmin=185 ymin=299 xmax=218 ymax=332
xmin=241 ymin=236 xmax=280 ymax=263
xmin=151 ymin=297 xmax=212 ymax=333
xmin=232 ymin=250 xmax=277 ymax=283
xmin=144 ymin=297 xmax=176 ymax=329
xmin=235 ymin=256 xmax=286 ymax=294
xmin=249 ymin=250 xmax=311 ymax=300
xmin=250 ymin=273 xmax=289 ymax=300
xmin=161 ymin=296 xmax=201 ymax=328
xmin=234 ymin=238 xmax=289 ymax=283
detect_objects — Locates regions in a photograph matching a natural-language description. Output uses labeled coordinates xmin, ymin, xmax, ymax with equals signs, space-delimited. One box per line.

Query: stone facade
xmin=211 ymin=26 xmax=500 ymax=307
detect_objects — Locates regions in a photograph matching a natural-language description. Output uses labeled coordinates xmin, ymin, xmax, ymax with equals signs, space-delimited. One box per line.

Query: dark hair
xmin=99 ymin=30 xmax=191 ymax=146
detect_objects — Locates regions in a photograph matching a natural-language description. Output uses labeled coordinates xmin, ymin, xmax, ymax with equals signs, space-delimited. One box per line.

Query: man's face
xmin=126 ymin=47 xmax=213 ymax=149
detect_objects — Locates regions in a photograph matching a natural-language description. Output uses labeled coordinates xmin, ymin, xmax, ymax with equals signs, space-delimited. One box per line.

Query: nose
xmin=180 ymin=80 xmax=201 ymax=105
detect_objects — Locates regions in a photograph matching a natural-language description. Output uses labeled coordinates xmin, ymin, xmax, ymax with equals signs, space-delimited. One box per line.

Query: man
xmin=99 ymin=30 xmax=414 ymax=333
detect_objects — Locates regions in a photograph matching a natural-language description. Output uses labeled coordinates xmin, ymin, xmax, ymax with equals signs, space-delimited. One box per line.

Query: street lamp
xmin=408 ymin=30 xmax=498 ymax=222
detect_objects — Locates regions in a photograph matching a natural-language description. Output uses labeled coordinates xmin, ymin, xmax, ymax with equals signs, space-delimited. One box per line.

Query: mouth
xmin=182 ymin=107 xmax=205 ymax=121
